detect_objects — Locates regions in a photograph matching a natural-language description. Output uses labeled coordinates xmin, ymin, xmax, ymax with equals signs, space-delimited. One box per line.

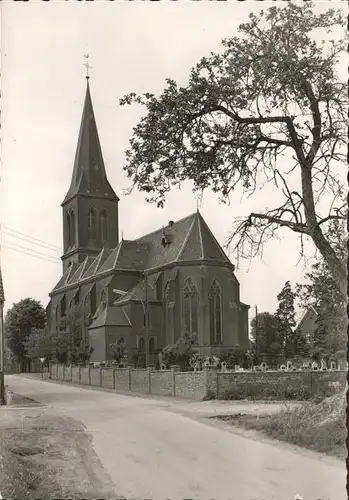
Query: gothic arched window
xmin=70 ymin=211 xmax=75 ymax=246
xmin=99 ymin=210 xmax=108 ymax=243
xmin=87 ymin=208 xmax=97 ymax=240
xmin=139 ymin=337 xmax=145 ymax=353
xmin=84 ymin=293 xmax=91 ymax=316
xmin=100 ymin=288 xmax=107 ymax=309
xmin=182 ymin=278 xmax=198 ymax=337
xmin=209 ymin=279 xmax=222 ymax=344
xmin=66 ymin=213 xmax=71 ymax=247
xmin=156 ymin=273 xmax=163 ymax=301
xmin=60 ymin=294 xmax=67 ymax=317
xmin=149 ymin=337 xmax=155 ymax=354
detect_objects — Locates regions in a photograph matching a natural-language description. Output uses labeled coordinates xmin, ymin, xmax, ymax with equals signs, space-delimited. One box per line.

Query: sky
xmin=0 ymin=0 xmax=346 ymax=325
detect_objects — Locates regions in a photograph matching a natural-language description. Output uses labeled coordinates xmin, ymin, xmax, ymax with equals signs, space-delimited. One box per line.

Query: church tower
xmin=61 ymin=77 xmax=119 ymax=272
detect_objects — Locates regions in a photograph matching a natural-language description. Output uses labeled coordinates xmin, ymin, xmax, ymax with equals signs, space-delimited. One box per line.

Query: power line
xmin=2 ymin=226 xmax=62 ymax=251
xmin=2 ymin=243 xmax=61 ymax=265
xmin=3 ymin=229 xmax=62 ymax=254
xmin=2 ymin=240 xmax=61 ymax=262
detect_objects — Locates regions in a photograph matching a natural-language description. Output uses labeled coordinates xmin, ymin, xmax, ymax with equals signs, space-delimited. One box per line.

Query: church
xmin=47 ymin=78 xmax=250 ymax=364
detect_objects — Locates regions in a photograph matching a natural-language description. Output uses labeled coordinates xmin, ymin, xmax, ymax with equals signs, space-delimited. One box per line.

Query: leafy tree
xmin=109 ymin=338 xmax=127 ymax=365
xmin=50 ymin=306 xmax=93 ymax=364
xmin=162 ymin=331 xmax=199 ymax=369
xmin=275 ymin=280 xmax=308 ymax=358
xmin=250 ymin=312 xmax=283 ymax=366
xmin=296 ymin=220 xmax=347 ymax=360
xmin=121 ymin=2 xmax=346 ymax=297
xmin=5 ymin=298 xmax=46 ymax=362
xmin=25 ymin=328 xmax=55 ymax=360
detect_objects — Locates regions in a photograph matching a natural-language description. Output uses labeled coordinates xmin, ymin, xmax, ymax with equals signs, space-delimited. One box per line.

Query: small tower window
xmin=87 ymin=208 xmax=97 ymax=240
xmin=70 ymin=211 xmax=75 ymax=246
xmin=66 ymin=213 xmax=71 ymax=247
xmin=100 ymin=210 xmax=108 ymax=243
xmin=139 ymin=337 xmax=145 ymax=353
xmin=149 ymin=337 xmax=155 ymax=354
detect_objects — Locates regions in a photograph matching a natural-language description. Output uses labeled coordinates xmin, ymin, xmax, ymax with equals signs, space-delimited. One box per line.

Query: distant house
xmin=295 ymin=306 xmax=318 ymax=353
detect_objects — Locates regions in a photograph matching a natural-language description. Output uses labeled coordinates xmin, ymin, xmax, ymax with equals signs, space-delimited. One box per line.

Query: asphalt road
xmin=5 ymin=375 xmax=346 ymax=500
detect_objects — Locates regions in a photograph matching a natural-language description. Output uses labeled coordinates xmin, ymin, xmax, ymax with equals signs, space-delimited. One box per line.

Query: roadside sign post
xmin=39 ymin=357 xmax=46 ymax=378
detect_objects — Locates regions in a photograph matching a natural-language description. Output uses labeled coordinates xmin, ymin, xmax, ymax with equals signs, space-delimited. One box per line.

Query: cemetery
xmin=48 ymin=356 xmax=348 ymax=401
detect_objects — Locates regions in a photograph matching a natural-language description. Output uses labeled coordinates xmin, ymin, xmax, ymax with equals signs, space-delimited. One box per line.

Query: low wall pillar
xmin=128 ymin=367 xmax=131 ymax=391
xmin=204 ymin=365 xmax=218 ymax=398
xmin=148 ymin=365 xmax=155 ymax=393
xmin=171 ymin=365 xmax=180 ymax=397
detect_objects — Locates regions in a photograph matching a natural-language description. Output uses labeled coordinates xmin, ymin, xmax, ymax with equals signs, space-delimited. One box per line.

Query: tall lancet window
xmin=99 ymin=210 xmax=108 ymax=244
xmin=70 ymin=211 xmax=75 ymax=246
xmin=183 ymin=278 xmax=198 ymax=337
xmin=164 ymin=281 xmax=170 ymax=339
xmin=87 ymin=208 xmax=97 ymax=240
xmin=66 ymin=213 xmax=71 ymax=247
xmin=209 ymin=279 xmax=222 ymax=344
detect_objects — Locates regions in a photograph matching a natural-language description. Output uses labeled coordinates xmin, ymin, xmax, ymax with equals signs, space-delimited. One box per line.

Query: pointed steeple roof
xmin=62 ymin=80 xmax=119 ymax=205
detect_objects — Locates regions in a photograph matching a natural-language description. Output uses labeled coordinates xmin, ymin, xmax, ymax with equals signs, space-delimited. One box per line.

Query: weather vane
xmin=83 ymin=54 xmax=91 ymax=80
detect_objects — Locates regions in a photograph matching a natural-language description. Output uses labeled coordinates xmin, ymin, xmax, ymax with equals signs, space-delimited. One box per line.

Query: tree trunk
xmin=301 ymin=166 xmax=347 ymax=299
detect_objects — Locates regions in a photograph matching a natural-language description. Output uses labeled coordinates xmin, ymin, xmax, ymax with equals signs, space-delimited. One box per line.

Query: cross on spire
xmin=83 ymin=54 xmax=91 ymax=80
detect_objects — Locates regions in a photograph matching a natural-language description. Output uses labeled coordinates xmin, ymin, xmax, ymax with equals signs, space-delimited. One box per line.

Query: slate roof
xmin=135 ymin=211 xmax=231 ymax=270
xmin=113 ymin=271 xmax=161 ymax=305
xmin=62 ymin=81 xmax=119 ymax=205
xmin=51 ymin=211 xmax=234 ymax=294
xmin=89 ymin=304 xmax=132 ymax=329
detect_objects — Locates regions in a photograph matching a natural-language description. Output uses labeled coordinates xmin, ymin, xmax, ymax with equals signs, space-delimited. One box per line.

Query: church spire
xmin=62 ymin=76 xmax=118 ymax=205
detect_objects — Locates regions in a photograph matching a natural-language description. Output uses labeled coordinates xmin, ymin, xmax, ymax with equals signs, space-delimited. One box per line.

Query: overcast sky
xmin=1 ymin=0 xmax=346 ymax=323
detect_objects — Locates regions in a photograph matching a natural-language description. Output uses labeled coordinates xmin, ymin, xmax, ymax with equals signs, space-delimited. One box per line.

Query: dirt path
xmin=0 ymin=405 xmax=117 ymax=499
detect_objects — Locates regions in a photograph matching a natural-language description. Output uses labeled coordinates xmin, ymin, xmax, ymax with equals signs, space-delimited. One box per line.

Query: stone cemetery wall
xmin=101 ymin=368 xmax=114 ymax=389
xmin=72 ymin=366 xmax=80 ymax=384
xmin=49 ymin=363 xmax=347 ymax=401
xmin=114 ymin=368 xmax=131 ymax=391
xmin=150 ymin=370 xmax=173 ymax=396
xmin=80 ymin=367 xmax=90 ymax=385
xmin=174 ymin=371 xmax=206 ymax=400
xmin=57 ymin=364 xmax=64 ymax=381
xmin=90 ymin=367 xmax=101 ymax=386
xmin=64 ymin=365 xmax=72 ymax=382
xmin=130 ymin=369 xmax=149 ymax=393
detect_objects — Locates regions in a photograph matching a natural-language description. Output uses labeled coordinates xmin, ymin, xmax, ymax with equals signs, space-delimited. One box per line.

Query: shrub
xmin=219 ymin=383 xmax=335 ymax=401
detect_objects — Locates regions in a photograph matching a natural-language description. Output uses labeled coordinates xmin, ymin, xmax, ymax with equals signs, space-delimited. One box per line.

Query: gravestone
xmin=160 ymin=362 xmax=167 ymax=371
xmin=286 ymin=361 xmax=293 ymax=371
xmin=260 ymin=362 xmax=268 ymax=371
xmin=279 ymin=364 xmax=286 ymax=371
xmin=221 ymin=361 xmax=228 ymax=373
xmin=329 ymin=360 xmax=336 ymax=370
xmin=311 ymin=361 xmax=319 ymax=371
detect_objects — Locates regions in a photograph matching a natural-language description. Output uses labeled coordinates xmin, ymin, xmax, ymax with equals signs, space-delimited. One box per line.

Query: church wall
xmin=106 ymin=326 xmax=132 ymax=360
xmin=89 ymin=327 xmax=106 ymax=361
xmin=173 ymin=264 xmax=246 ymax=350
xmin=204 ymin=265 xmax=242 ymax=349
xmin=76 ymin=196 xmax=119 ymax=251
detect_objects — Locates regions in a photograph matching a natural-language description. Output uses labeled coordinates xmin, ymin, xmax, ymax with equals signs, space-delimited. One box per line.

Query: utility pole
xmin=144 ymin=271 xmax=149 ymax=367
xmin=255 ymin=305 xmax=259 ymax=364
